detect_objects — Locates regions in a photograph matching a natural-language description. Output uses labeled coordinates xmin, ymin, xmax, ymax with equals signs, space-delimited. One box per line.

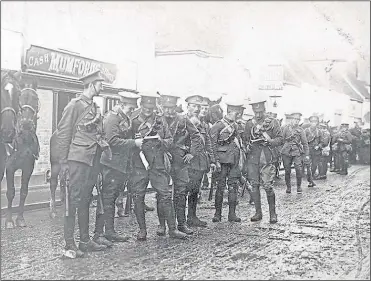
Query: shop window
xmin=105 ymin=97 xmax=120 ymax=113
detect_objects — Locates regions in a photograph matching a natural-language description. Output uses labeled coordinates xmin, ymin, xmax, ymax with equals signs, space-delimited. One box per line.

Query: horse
xmin=4 ymin=87 xmax=40 ymax=228
xmin=1 ymin=70 xmax=21 ymax=183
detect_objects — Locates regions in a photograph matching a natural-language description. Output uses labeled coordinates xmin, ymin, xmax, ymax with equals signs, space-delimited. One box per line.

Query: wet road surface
xmin=1 ymin=165 xmax=370 ymax=280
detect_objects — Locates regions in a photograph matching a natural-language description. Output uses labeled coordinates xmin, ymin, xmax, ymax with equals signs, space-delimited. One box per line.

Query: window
xmin=105 ymin=96 xmax=120 ymax=113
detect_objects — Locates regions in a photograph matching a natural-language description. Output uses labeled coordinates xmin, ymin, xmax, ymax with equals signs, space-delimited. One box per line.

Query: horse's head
xmin=1 ymin=70 xmax=21 ymax=143
xmin=207 ymin=104 xmax=223 ymax=124
xmin=17 ymin=88 xmax=39 ymax=133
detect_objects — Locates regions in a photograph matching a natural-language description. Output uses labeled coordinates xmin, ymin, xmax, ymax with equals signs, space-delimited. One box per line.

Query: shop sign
xmin=24 ymin=45 xmax=117 ymax=84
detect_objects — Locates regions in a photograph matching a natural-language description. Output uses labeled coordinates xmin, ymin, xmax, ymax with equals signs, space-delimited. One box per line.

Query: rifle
xmin=124 ymin=181 xmax=133 ymax=216
xmin=95 ymin=173 xmax=105 ymax=215
xmin=61 ymin=171 xmax=70 ymax=217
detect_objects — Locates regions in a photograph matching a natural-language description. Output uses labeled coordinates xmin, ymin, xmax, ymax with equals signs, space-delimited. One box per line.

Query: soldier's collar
xmin=79 ymin=94 xmax=93 ymax=104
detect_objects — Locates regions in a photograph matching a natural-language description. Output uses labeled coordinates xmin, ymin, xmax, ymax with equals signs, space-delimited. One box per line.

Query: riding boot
xmin=212 ymin=191 xmax=223 ymax=222
xmin=267 ymin=193 xmax=278 ymax=224
xmin=64 ymin=207 xmax=84 ymax=258
xmin=105 ymin=207 xmax=129 ymax=242
xmin=187 ymin=192 xmax=207 ymax=227
xmin=161 ymin=199 xmax=187 ymax=239
xmin=77 ymin=207 xmax=107 ymax=252
xmin=133 ymin=196 xmax=147 ymax=241
xmin=339 ymin=158 xmax=348 ymax=175
xmin=285 ymin=171 xmax=291 ymax=193
xmin=247 ymin=187 xmax=255 ymax=205
xmin=156 ymin=195 xmax=166 ymax=236
xmin=295 ymin=167 xmax=303 ymax=194
xmin=227 ymin=188 xmax=241 ymax=222
xmin=115 ymin=196 xmax=125 ymax=217
xmin=176 ymin=195 xmax=193 ymax=235
xmin=93 ymin=211 xmax=113 ymax=247
xmin=250 ymin=185 xmax=262 ymax=222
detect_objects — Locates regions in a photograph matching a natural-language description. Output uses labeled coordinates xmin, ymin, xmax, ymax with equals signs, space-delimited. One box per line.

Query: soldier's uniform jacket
xmin=56 ymin=94 xmax=106 ymax=166
xmin=100 ymin=105 xmax=136 ymax=174
xmin=334 ymin=129 xmax=353 ymax=152
xmin=304 ymin=126 xmax=323 ymax=155
xmin=243 ymin=115 xmax=283 ymax=165
xmin=281 ymin=125 xmax=309 ymax=157
xmin=130 ymin=111 xmax=173 ymax=170
xmin=320 ymin=129 xmax=331 ymax=148
xmin=187 ymin=118 xmax=216 ymax=171
xmin=350 ymin=127 xmax=362 ymax=149
xmin=210 ymin=117 xmax=242 ymax=164
xmin=165 ymin=113 xmax=204 ymax=169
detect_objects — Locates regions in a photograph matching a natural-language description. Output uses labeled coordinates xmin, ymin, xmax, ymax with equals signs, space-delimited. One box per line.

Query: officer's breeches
xmin=247 ymin=162 xmax=276 ymax=196
xmin=216 ymin=163 xmax=239 ymax=195
xmin=130 ymin=167 xmax=172 ymax=203
xmin=187 ymin=168 xmax=205 ymax=196
xmin=101 ymin=166 xmax=127 ymax=213
xmin=310 ymin=151 xmax=321 ymax=175
xmin=171 ymin=166 xmax=189 ymax=225
xmin=282 ymin=155 xmax=302 ymax=187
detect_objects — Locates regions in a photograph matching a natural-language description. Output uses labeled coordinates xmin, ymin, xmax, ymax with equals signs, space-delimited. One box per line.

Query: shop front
xmin=21 ymin=44 xmax=137 ymax=176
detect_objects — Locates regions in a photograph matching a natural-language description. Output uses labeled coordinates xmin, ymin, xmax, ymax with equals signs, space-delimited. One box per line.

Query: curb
xmin=1 ymin=188 xmax=156 ymax=216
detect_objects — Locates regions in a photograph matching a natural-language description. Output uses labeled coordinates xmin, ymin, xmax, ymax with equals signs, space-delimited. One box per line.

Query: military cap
xmin=285 ymin=113 xmax=293 ymax=119
xmin=139 ymin=91 xmax=159 ymax=108
xmin=79 ymin=70 xmax=105 ymax=86
xmin=160 ymin=94 xmax=180 ymax=107
xmin=319 ymin=122 xmax=327 ymax=128
xmin=185 ymin=95 xmax=204 ymax=105
xmin=290 ymin=112 xmax=302 ymax=119
xmin=248 ymin=96 xmax=267 ymax=112
xmin=226 ymin=102 xmax=244 ymax=112
xmin=118 ymin=91 xmax=139 ymax=108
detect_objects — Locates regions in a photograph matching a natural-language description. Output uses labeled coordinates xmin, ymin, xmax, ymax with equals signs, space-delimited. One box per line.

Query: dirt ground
xmin=1 ymin=165 xmax=370 ymax=280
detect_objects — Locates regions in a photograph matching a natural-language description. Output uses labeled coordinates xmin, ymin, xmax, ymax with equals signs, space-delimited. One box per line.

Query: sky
xmin=2 ymin=1 xmax=370 ymax=82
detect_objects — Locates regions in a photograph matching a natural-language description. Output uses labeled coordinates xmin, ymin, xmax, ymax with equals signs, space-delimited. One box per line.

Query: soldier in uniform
xmin=359 ymin=124 xmax=370 ymax=164
xmin=56 ymin=70 xmax=110 ymax=257
xmin=130 ymin=92 xmax=186 ymax=240
xmin=243 ymin=97 xmax=282 ymax=224
xmin=304 ymin=115 xmax=322 ymax=184
xmin=200 ymin=98 xmax=211 ymax=192
xmin=329 ymin=126 xmax=340 ymax=172
xmin=281 ymin=112 xmax=310 ymax=194
xmin=157 ymin=93 xmax=203 ymax=235
xmin=317 ymin=121 xmax=331 ymax=179
xmin=93 ymin=91 xmax=141 ymax=247
xmin=334 ymin=120 xmax=353 ymax=175
xmin=209 ymin=102 xmax=245 ymax=223
xmin=185 ymin=95 xmax=216 ymax=227
xmin=349 ymin=120 xmax=362 ymax=164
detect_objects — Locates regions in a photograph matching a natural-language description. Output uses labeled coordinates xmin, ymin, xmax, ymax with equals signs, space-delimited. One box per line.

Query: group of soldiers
xmin=52 ymin=70 xmax=370 ymax=259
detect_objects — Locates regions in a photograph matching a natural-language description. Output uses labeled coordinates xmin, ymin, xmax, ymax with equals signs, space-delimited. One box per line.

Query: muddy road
xmin=1 ymin=165 xmax=370 ymax=280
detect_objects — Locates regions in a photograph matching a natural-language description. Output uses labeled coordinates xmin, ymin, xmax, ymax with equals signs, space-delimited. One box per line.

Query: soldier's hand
xmin=216 ymin=161 xmax=222 ymax=172
xmin=135 ymin=138 xmax=144 ymax=148
xmin=305 ymin=155 xmax=310 ymax=161
xmin=59 ymin=163 xmax=69 ymax=179
xmin=210 ymin=163 xmax=217 ymax=172
xmin=183 ymin=153 xmax=194 ymax=164
xmin=314 ymin=145 xmax=320 ymax=150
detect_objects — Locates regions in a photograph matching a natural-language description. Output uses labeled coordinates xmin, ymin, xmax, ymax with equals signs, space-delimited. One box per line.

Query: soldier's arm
xmin=205 ymin=123 xmax=216 ymax=164
xmin=56 ymin=101 xmax=79 ymax=164
xmin=344 ymin=132 xmax=353 ymax=144
xmin=159 ymin=117 xmax=174 ymax=150
xmin=104 ymin=115 xmax=136 ymax=150
xmin=300 ymin=129 xmax=310 ymax=156
xmin=209 ymin=122 xmax=222 ymax=163
xmin=268 ymin=119 xmax=283 ymax=147
xmin=185 ymin=117 xmax=203 ymax=155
